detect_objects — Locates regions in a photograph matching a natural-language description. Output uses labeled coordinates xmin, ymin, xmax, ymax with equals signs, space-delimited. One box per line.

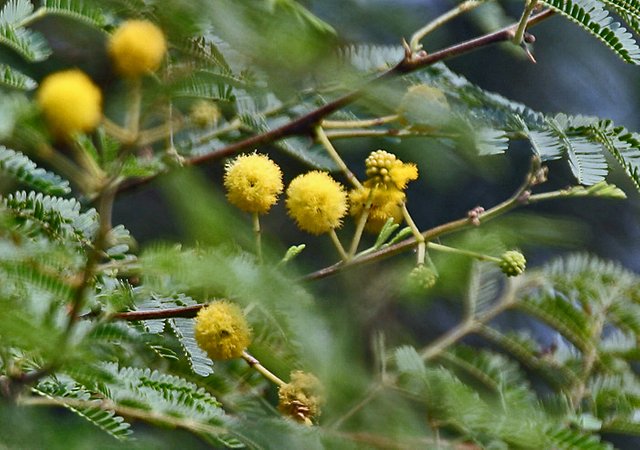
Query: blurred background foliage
xmin=1 ymin=0 xmax=640 ymax=449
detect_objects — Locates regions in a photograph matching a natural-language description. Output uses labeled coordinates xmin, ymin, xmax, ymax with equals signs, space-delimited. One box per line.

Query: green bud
xmin=499 ymin=250 xmax=526 ymax=277
xmin=408 ymin=264 xmax=438 ymax=291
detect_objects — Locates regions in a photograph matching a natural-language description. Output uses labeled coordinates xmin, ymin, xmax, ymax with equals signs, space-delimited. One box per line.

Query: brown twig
xmin=112 ymin=304 xmax=204 ymax=320
xmin=303 ymin=156 xmax=541 ymax=281
xmin=117 ymin=9 xmax=555 ymax=194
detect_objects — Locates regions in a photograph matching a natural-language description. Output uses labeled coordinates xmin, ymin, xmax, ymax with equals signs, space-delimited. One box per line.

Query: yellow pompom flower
xmin=36 ymin=69 xmax=102 ymax=138
xmin=278 ymin=371 xmax=324 ymax=426
xmin=224 ymin=153 xmax=284 ymax=214
xmin=286 ymin=171 xmax=348 ymax=235
xmin=190 ymin=100 xmax=222 ymax=128
xmin=365 ymin=149 xmax=418 ymax=191
xmin=350 ymin=186 xmax=406 ymax=233
xmin=108 ymin=20 xmax=166 ymax=78
xmin=194 ymin=300 xmax=252 ymax=360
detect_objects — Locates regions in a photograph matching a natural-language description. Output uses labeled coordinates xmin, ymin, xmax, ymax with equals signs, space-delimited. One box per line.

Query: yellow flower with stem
xmin=224 ymin=153 xmax=284 ymax=261
xmin=349 ymin=149 xmax=423 ymax=262
xmin=286 ymin=171 xmax=349 ymax=259
xmin=278 ymin=371 xmax=324 ymax=426
xmin=194 ymin=300 xmax=252 ymax=360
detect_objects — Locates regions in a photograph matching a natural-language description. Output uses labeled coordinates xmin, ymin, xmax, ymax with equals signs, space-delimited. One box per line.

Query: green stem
xmin=64 ymin=182 xmax=116 ymax=337
xmin=420 ymin=280 xmax=518 ymax=361
xmin=252 ymin=212 xmax=263 ymax=263
xmin=528 ymin=190 xmax=574 ymax=203
xmin=118 ymin=10 xmax=555 ymax=195
xmin=329 ymin=228 xmax=350 ymax=262
xmin=21 ymin=395 xmax=229 ymax=436
xmin=305 ymin=157 xmax=541 ymax=281
xmin=512 ymin=0 xmax=539 ymax=45
xmin=315 ymin=125 xmax=362 ymax=189
xmin=36 ymin=144 xmax=94 ymax=192
xmin=241 ymin=351 xmax=286 ymax=387
xmin=569 ymin=310 xmax=607 ymax=410
xmin=322 ymin=115 xmax=399 ymax=129
xmin=193 ymin=118 xmax=242 ymax=146
xmin=349 ymin=189 xmax=374 ymax=257
xmin=420 ymin=318 xmax=478 ymax=361
xmin=409 ymin=0 xmax=485 ymax=51
xmin=126 ymin=77 xmax=142 ymax=140
xmin=324 ymin=129 xmax=457 ymax=140
xmin=401 ymin=203 xmax=425 ymax=265
xmin=427 ymin=242 xmax=501 ymax=263
xmin=328 ymin=383 xmax=384 ymax=430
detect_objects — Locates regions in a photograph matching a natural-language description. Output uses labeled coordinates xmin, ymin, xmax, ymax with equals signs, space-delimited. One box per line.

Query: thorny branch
xmin=117 ymin=9 xmax=554 ymax=193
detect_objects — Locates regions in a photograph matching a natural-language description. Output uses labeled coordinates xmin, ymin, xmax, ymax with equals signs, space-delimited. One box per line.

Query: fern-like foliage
xmin=0 ymin=0 xmax=50 ymax=62
xmin=102 ymin=363 xmax=226 ymax=424
xmin=2 ymin=191 xmax=97 ymax=245
xmin=539 ymin=0 xmax=640 ymax=64
xmin=39 ymin=0 xmax=107 ymax=28
xmin=335 ymin=45 xmax=640 ymax=191
xmin=135 ymin=292 xmax=214 ymax=376
xmin=0 ymin=146 xmax=70 ymax=195
xmin=0 ymin=63 xmax=36 ymax=90
xmin=34 ymin=379 xmax=132 ymax=441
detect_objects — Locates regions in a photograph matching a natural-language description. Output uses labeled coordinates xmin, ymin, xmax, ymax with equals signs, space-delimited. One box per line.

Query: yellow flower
xmin=194 ymin=300 xmax=252 ymax=360
xmin=108 ymin=20 xmax=166 ymax=78
xmin=36 ymin=69 xmax=102 ymax=138
xmin=286 ymin=171 xmax=348 ymax=235
xmin=364 ymin=149 xmax=418 ymax=191
xmin=278 ymin=371 xmax=324 ymax=426
xmin=224 ymin=153 xmax=283 ymax=214
xmin=190 ymin=100 xmax=221 ymax=128
xmin=397 ymin=84 xmax=451 ymax=128
xmin=349 ymin=186 xmax=406 ymax=234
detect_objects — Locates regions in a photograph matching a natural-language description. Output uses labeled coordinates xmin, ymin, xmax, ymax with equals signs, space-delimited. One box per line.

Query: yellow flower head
xmin=278 ymin=371 xmax=324 ymax=426
xmin=194 ymin=300 xmax=252 ymax=360
xmin=224 ymin=153 xmax=284 ymax=214
xmin=108 ymin=20 xmax=166 ymax=78
xmin=349 ymin=186 xmax=406 ymax=234
xmin=365 ymin=150 xmax=418 ymax=191
xmin=36 ymin=69 xmax=102 ymax=138
xmin=286 ymin=171 xmax=348 ymax=235
xmin=190 ymin=100 xmax=222 ymax=128
xmin=397 ymin=84 xmax=451 ymax=128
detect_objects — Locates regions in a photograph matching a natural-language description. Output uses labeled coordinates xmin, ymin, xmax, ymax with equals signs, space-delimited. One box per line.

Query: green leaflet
xmin=2 ymin=190 xmax=98 ymax=244
xmin=0 ymin=146 xmax=70 ymax=195
xmin=539 ymin=0 xmax=640 ymax=64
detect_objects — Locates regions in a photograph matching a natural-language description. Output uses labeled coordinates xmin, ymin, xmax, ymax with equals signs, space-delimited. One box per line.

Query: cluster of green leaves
xmin=395 ymin=255 xmax=640 ymax=449
xmin=0 ymin=0 xmax=640 ymax=449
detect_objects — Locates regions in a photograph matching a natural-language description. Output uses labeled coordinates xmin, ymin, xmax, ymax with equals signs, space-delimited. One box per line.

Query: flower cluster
xmin=36 ymin=19 xmax=167 ymax=138
xmin=194 ymin=300 xmax=252 ymax=360
xmin=350 ymin=149 xmax=419 ymax=233
xmin=364 ymin=150 xmax=418 ymax=191
xmin=278 ymin=370 xmax=324 ymax=425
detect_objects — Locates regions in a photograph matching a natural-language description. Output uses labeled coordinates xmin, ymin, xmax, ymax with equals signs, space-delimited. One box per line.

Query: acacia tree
xmin=1 ymin=0 xmax=640 ymax=448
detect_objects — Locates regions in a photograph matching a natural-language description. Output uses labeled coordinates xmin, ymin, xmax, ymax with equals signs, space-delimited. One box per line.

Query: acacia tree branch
xmin=116 ymin=9 xmax=554 ymax=194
